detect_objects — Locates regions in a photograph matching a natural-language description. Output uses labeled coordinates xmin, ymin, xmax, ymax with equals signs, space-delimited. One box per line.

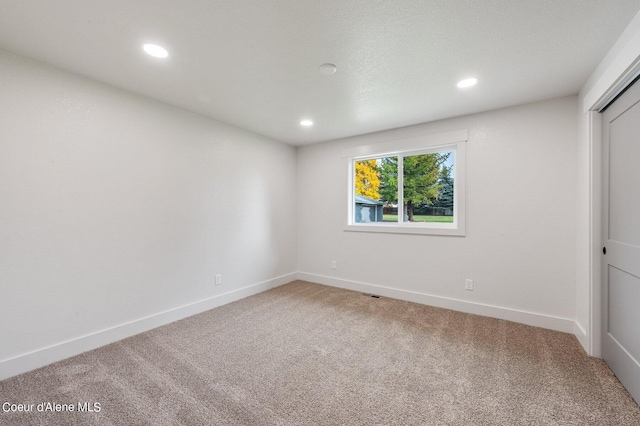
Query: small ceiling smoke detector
xmin=319 ymin=63 xmax=337 ymax=75
xmin=457 ymin=78 xmax=478 ymax=88
xmin=300 ymin=119 xmax=314 ymax=126
xmin=143 ymin=43 xmax=169 ymax=58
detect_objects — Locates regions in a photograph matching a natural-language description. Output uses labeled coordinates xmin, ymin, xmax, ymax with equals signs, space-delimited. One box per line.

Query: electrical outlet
xmin=465 ymin=279 xmax=474 ymax=291
xmin=215 ymin=274 xmax=222 ymax=285
xmin=331 ymin=260 xmax=337 ymax=269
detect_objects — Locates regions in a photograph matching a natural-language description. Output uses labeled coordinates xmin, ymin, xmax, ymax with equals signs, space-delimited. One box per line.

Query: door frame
xmin=584 ymin=48 xmax=640 ymax=357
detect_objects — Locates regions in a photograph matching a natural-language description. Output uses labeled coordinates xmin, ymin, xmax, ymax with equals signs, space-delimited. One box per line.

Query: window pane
xmin=353 ymin=157 xmax=396 ymax=223
xmin=402 ymin=151 xmax=454 ymax=223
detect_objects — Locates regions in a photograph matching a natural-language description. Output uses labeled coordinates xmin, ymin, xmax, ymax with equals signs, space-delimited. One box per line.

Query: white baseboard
xmin=297 ymin=272 xmax=578 ymax=335
xmin=573 ymin=321 xmax=589 ymax=354
xmin=2 ymin=272 xmax=583 ymax=381
xmin=0 ymin=273 xmax=296 ymax=381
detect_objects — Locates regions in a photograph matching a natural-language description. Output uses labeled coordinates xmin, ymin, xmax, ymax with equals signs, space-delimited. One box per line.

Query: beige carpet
xmin=1 ymin=280 xmax=639 ymax=425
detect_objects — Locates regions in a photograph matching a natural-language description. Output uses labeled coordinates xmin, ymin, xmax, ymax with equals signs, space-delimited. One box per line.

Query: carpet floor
xmin=1 ymin=280 xmax=639 ymax=425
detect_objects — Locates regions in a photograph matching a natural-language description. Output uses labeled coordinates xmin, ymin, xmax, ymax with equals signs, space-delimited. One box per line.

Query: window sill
xmin=344 ymin=222 xmax=465 ymax=236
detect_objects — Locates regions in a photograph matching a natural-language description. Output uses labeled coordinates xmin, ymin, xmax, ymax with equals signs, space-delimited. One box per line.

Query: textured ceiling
xmin=1 ymin=1 xmax=639 ymax=145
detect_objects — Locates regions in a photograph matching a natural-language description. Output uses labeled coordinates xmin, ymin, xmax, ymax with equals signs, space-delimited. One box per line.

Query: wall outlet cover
xmin=465 ymin=279 xmax=474 ymax=291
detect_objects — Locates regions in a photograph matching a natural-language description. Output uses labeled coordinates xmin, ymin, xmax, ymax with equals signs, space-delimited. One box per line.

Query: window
xmin=344 ymin=130 xmax=466 ymax=236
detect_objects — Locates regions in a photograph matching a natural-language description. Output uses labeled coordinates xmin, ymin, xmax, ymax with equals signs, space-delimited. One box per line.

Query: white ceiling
xmin=1 ymin=1 xmax=639 ymax=146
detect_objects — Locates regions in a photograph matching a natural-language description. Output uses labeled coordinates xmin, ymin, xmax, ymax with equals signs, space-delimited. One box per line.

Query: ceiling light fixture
xmin=300 ymin=120 xmax=314 ymax=126
xmin=457 ymin=78 xmax=478 ymax=88
xmin=319 ymin=63 xmax=337 ymax=75
xmin=143 ymin=43 xmax=169 ymax=58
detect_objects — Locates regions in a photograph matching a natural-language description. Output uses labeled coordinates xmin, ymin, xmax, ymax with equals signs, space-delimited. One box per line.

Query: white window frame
xmin=343 ymin=129 xmax=466 ymax=236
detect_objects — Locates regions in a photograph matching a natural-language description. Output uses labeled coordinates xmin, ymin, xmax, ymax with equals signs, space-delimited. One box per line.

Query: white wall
xmin=0 ymin=49 xmax=297 ymax=379
xmin=297 ymin=96 xmax=578 ymax=332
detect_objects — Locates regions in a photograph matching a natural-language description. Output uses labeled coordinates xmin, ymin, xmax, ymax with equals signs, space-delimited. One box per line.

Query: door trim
xmin=589 ymin=68 xmax=640 ymax=357
xmin=583 ymin=23 xmax=640 ymax=357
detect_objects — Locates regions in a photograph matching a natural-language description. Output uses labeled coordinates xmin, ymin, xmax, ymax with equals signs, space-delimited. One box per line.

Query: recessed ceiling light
xmin=457 ymin=78 xmax=478 ymax=88
xmin=300 ymin=120 xmax=313 ymax=126
xmin=143 ymin=43 xmax=169 ymax=58
xmin=319 ymin=63 xmax=337 ymax=75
